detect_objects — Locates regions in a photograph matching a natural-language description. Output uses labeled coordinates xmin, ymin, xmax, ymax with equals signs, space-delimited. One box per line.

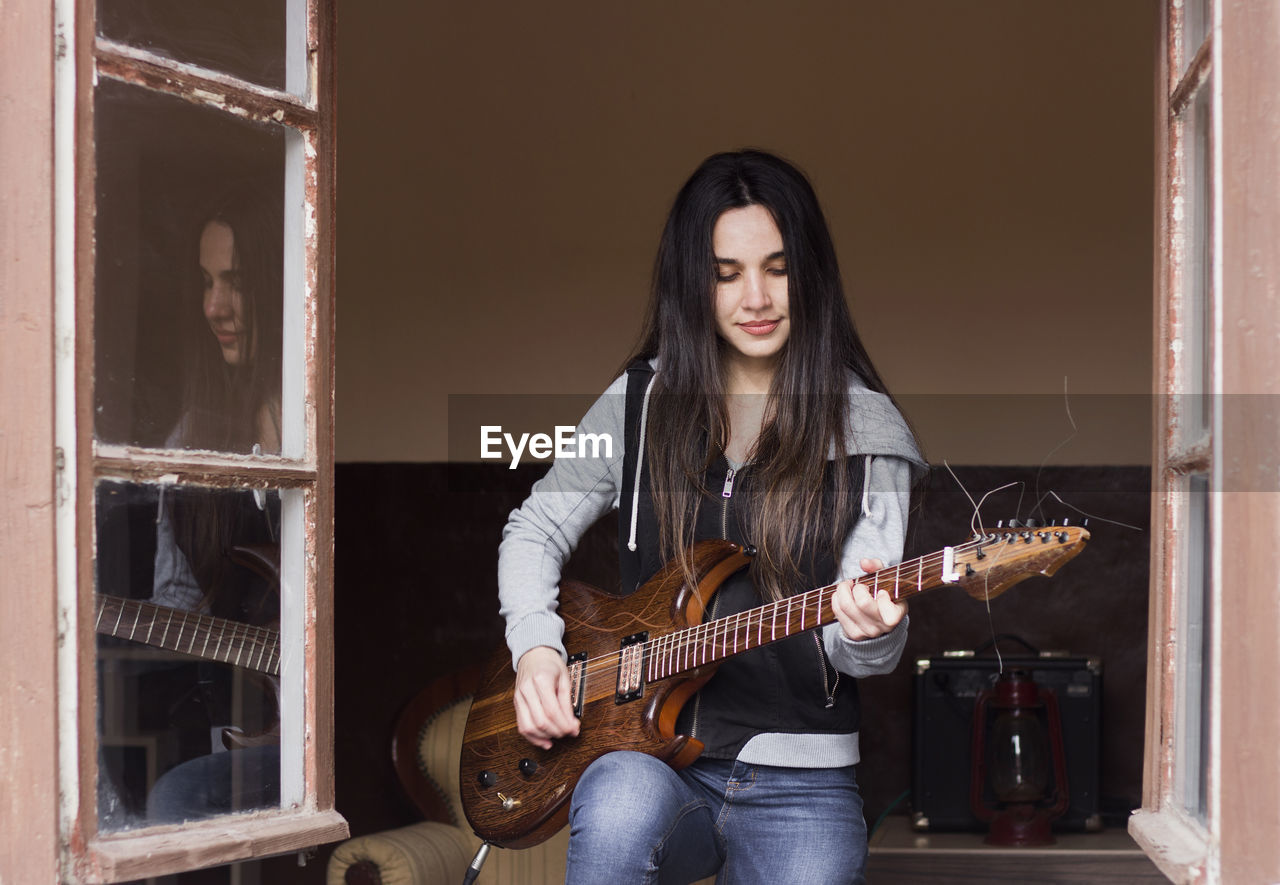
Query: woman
xmin=145 ymin=189 xmax=284 ymax=823
xmin=498 ymin=150 xmax=926 ymax=883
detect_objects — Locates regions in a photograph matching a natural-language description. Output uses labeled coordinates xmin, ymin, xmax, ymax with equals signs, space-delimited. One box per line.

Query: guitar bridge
xmin=568 ymin=651 xmax=587 ymax=719
xmin=615 ymin=632 xmax=648 ymax=704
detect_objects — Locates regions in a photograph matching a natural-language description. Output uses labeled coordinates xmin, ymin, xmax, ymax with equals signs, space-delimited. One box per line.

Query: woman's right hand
xmin=513 ymin=646 xmax=580 ymax=749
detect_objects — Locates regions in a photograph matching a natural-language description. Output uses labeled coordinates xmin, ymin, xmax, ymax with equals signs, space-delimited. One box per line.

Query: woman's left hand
xmin=831 ymin=558 xmax=907 ymax=641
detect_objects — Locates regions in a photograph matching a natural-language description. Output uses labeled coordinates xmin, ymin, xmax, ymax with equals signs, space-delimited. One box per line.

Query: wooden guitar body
xmin=460 ymin=539 xmax=750 ymax=849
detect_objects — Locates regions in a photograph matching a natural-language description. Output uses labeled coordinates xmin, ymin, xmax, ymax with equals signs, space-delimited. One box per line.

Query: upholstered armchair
xmin=327 ymin=668 xmax=569 ymax=885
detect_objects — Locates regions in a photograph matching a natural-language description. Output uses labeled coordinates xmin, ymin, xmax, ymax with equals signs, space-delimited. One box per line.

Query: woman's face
xmin=711 ymin=204 xmax=790 ymax=373
xmin=199 ymin=220 xmax=249 ymax=365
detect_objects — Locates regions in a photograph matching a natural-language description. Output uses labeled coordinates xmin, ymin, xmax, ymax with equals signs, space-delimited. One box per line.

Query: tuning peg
xmin=1007 ymin=519 xmax=1019 ymax=528
xmin=1025 ymin=518 xmax=1039 ymax=528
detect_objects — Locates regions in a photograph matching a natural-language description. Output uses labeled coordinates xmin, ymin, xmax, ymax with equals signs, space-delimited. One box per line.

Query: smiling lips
xmin=738 ymin=319 xmax=781 ymax=336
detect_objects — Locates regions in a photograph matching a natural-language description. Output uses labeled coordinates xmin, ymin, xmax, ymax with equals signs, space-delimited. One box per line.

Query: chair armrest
xmin=326 ymin=821 xmax=475 ymax=885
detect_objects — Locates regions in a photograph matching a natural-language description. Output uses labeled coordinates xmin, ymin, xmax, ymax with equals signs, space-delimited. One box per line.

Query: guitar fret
xmin=158 ymin=611 xmax=172 ymax=649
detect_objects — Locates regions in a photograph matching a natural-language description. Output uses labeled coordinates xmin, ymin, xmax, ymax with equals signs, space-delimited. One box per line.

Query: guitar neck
xmin=94 ymin=595 xmax=280 ymax=676
xmin=645 ymin=535 xmax=1020 ymax=682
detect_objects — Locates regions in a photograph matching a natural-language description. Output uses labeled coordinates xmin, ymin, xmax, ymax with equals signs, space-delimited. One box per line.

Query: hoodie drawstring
xmin=861 ymin=455 xmax=874 ymax=518
xmin=627 ymin=374 xmax=657 ymax=552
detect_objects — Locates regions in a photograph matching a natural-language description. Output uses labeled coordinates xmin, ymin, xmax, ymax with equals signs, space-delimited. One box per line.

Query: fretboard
xmin=644 ymin=539 xmax=984 ymax=682
xmin=94 ymin=595 xmax=280 ymax=676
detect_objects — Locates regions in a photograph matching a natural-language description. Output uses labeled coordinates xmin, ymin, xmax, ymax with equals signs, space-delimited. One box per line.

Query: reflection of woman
xmin=181 ymin=190 xmax=283 ymax=454
xmin=499 ymin=151 xmax=925 ymax=883
xmin=146 ymin=191 xmax=284 ymax=823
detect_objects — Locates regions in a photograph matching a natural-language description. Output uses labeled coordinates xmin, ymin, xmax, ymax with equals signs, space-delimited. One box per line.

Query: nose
xmin=741 ymin=270 xmax=772 ymax=311
xmin=204 ymin=281 xmax=233 ymax=321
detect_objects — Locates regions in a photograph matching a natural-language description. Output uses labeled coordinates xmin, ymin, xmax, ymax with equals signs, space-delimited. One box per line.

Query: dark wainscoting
xmin=314 ymin=462 xmax=1149 ymax=878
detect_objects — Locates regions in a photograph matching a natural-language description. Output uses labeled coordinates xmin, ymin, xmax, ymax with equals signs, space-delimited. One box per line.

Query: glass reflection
xmin=94 ymin=78 xmax=286 ymax=454
xmin=97 ymin=0 xmax=291 ymax=91
xmin=96 ymin=480 xmax=282 ymax=830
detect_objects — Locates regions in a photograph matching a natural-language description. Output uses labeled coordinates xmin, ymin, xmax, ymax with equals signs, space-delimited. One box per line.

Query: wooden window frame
xmin=1133 ymin=2 xmax=1280 ymax=882
xmin=55 ymin=0 xmax=344 ymax=880
xmin=1130 ymin=2 xmax=1217 ymax=880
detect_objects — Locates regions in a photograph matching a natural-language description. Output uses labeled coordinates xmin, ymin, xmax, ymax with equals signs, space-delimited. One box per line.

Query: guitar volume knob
xmin=519 ymin=758 xmax=538 ymax=777
xmin=477 ymin=770 xmax=498 ymax=789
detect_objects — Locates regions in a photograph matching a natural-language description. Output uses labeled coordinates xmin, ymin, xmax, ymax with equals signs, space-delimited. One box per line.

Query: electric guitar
xmin=460 ymin=522 xmax=1090 ymax=848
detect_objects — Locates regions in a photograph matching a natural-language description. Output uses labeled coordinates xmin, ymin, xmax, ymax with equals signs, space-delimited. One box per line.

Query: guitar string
xmin=574 ymin=531 xmax=1062 ymax=693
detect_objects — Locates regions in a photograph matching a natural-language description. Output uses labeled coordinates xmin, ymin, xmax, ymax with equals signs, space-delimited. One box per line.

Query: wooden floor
xmin=866 ymin=816 xmax=1167 ymax=884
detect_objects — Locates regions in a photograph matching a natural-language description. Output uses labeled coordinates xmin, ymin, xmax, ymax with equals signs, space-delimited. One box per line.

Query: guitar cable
xmin=461 ymin=841 xmax=492 ymax=885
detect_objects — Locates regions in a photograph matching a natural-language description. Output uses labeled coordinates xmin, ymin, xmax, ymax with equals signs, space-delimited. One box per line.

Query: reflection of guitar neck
xmin=94 ymin=595 xmax=280 ymax=676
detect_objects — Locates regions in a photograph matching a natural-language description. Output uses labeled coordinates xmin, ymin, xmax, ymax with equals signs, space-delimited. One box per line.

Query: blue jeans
xmin=146 ymin=745 xmax=279 ymax=823
xmin=566 ymin=751 xmax=867 ymax=885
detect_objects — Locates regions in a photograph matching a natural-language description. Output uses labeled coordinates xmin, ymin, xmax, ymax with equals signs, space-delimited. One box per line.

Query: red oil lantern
xmin=970 ymin=669 xmax=1071 ymax=846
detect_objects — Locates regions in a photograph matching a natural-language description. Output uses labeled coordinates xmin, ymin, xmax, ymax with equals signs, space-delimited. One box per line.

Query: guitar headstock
xmin=950 ymin=520 xmax=1090 ymax=602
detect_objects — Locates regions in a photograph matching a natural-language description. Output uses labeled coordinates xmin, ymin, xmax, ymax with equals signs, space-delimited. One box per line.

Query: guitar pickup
xmin=615 ymin=632 xmax=648 ymax=704
xmin=568 ymin=651 xmax=587 ymax=719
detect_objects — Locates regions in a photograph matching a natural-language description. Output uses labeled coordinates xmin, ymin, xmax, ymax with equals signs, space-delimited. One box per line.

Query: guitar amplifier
xmin=911 ymin=652 xmax=1103 ymax=832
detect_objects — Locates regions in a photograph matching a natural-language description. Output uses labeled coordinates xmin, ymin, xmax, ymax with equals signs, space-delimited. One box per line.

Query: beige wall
xmin=336 ymin=0 xmax=1155 ymax=465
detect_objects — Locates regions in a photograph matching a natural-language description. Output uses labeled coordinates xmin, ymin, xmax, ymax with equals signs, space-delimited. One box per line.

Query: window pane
xmin=1182 ymin=0 xmax=1209 ymax=68
xmin=1182 ymin=81 xmax=1212 ymax=436
xmin=96 ymin=0 xmax=302 ymax=93
xmin=95 ymin=480 xmax=284 ymax=831
xmin=93 ymin=78 xmax=290 ymax=455
xmin=1177 ymin=474 xmax=1212 ymax=821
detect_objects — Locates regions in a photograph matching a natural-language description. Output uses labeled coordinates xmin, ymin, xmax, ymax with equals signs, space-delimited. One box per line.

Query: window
xmin=56 ymin=0 xmax=342 ymax=878
xmin=1134 ymin=1 xmax=1280 ymax=881
xmin=1130 ymin=0 xmax=1216 ymax=878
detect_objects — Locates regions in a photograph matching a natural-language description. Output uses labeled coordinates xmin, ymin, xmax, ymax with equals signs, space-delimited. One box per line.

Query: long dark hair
xmin=632 ymin=149 xmax=908 ymax=600
xmin=172 ymin=188 xmax=283 ymax=617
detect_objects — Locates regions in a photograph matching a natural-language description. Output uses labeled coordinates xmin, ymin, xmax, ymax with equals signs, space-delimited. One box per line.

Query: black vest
xmin=618 ymin=361 xmax=867 ymax=760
